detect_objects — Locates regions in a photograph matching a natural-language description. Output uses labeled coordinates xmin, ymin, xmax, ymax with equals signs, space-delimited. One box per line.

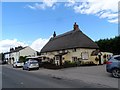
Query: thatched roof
xmin=41 ymin=23 xmax=99 ymax=53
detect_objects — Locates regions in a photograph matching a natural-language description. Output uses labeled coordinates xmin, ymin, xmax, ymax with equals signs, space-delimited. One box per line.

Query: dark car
xmin=106 ymin=55 xmax=120 ymax=78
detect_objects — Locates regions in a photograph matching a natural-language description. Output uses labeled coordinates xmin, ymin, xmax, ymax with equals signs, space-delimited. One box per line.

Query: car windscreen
xmin=17 ymin=61 xmax=21 ymax=63
xmin=114 ymin=56 xmax=120 ymax=61
xmin=30 ymin=62 xmax=38 ymax=64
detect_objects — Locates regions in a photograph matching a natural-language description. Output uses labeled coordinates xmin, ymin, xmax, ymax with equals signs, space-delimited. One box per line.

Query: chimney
xmin=73 ymin=22 xmax=79 ymax=31
xmin=10 ymin=48 xmax=14 ymax=52
xmin=53 ymin=31 xmax=56 ymax=37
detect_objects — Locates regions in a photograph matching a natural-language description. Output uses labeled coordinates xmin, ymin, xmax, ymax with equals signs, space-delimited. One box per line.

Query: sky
xmin=0 ymin=0 xmax=119 ymax=53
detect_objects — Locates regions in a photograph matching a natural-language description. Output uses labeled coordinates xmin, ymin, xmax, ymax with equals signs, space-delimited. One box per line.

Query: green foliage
xmin=103 ymin=59 xmax=107 ymax=64
xmin=63 ymin=61 xmax=77 ymax=68
xmin=42 ymin=61 xmax=62 ymax=69
xmin=95 ymin=36 xmax=120 ymax=55
xmin=95 ymin=57 xmax=99 ymax=62
xmin=80 ymin=61 xmax=95 ymax=66
xmin=19 ymin=56 xmax=27 ymax=63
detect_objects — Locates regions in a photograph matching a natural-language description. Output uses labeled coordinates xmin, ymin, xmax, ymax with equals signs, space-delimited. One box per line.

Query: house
xmin=40 ymin=23 xmax=99 ymax=65
xmin=4 ymin=46 xmax=37 ymax=64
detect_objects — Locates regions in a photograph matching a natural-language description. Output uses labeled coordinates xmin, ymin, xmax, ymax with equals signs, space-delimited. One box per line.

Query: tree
xmin=0 ymin=53 xmax=4 ymax=61
xmin=95 ymin=36 xmax=120 ymax=55
xmin=19 ymin=56 xmax=27 ymax=63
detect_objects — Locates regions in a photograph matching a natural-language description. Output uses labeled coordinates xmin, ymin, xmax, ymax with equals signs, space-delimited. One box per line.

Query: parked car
xmin=23 ymin=60 xmax=39 ymax=71
xmin=106 ymin=55 xmax=120 ymax=78
xmin=13 ymin=61 xmax=24 ymax=68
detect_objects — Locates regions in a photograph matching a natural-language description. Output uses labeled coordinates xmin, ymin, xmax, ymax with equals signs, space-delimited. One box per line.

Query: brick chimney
xmin=73 ymin=22 xmax=79 ymax=31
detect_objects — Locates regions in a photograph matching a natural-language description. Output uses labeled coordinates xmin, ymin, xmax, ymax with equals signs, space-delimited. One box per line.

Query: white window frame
xmin=81 ymin=52 xmax=89 ymax=60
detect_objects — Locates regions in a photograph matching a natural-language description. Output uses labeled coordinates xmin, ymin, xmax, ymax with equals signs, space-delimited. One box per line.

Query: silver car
xmin=23 ymin=60 xmax=39 ymax=71
xmin=13 ymin=61 xmax=24 ymax=68
xmin=106 ymin=55 xmax=120 ymax=78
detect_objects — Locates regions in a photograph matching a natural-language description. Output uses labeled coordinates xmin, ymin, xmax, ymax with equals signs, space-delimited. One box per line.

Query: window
xmin=72 ymin=57 xmax=77 ymax=62
xmin=81 ymin=52 xmax=89 ymax=60
xmin=114 ymin=56 xmax=120 ymax=61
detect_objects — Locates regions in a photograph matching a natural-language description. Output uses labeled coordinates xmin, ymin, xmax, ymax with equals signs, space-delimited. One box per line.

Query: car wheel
xmin=23 ymin=67 xmax=24 ymax=70
xmin=13 ymin=65 xmax=15 ymax=68
xmin=15 ymin=65 xmax=17 ymax=68
xmin=112 ymin=68 xmax=120 ymax=78
xmin=27 ymin=67 xmax=30 ymax=71
xmin=37 ymin=68 xmax=39 ymax=70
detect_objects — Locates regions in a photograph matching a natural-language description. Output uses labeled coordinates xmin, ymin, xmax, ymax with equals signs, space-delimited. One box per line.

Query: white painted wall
xmin=6 ymin=46 xmax=37 ymax=64
xmin=4 ymin=53 xmax=9 ymax=60
xmin=20 ymin=46 xmax=37 ymax=57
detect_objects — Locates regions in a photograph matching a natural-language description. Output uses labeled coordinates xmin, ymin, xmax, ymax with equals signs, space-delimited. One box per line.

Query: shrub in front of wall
xmin=80 ymin=61 xmax=95 ymax=66
xmin=63 ymin=61 xmax=77 ymax=68
xmin=95 ymin=57 xmax=99 ymax=62
xmin=42 ymin=61 xmax=63 ymax=69
xmin=103 ymin=59 xmax=107 ymax=64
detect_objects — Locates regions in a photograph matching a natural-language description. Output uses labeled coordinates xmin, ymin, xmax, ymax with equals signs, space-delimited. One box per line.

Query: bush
xmin=42 ymin=61 xmax=77 ymax=69
xmin=103 ymin=59 xmax=107 ymax=64
xmin=42 ymin=61 xmax=63 ymax=69
xmin=95 ymin=57 xmax=99 ymax=62
xmin=19 ymin=56 xmax=27 ymax=63
xmin=80 ymin=61 xmax=95 ymax=66
xmin=63 ymin=61 xmax=77 ymax=68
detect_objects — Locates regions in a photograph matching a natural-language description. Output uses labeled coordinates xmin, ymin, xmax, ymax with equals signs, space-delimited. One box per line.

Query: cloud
xmin=108 ymin=18 xmax=118 ymax=23
xmin=26 ymin=4 xmax=36 ymax=10
xmin=0 ymin=37 xmax=51 ymax=53
xmin=30 ymin=38 xmax=50 ymax=52
xmin=26 ymin=0 xmax=57 ymax=10
xmin=65 ymin=0 xmax=76 ymax=7
xmin=25 ymin=0 xmax=118 ymax=23
xmin=65 ymin=0 xmax=119 ymax=24
xmin=0 ymin=39 xmax=28 ymax=53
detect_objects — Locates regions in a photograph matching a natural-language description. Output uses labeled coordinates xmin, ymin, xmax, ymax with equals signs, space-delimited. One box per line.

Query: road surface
xmin=2 ymin=65 xmax=114 ymax=89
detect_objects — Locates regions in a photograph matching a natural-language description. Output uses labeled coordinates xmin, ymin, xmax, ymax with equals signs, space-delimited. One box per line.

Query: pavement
xmin=2 ymin=64 xmax=119 ymax=88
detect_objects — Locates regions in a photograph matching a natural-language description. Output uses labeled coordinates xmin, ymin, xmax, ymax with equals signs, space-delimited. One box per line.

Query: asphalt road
xmin=2 ymin=65 xmax=114 ymax=89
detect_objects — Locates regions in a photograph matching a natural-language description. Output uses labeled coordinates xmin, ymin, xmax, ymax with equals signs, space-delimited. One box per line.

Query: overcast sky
xmin=0 ymin=0 xmax=119 ymax=53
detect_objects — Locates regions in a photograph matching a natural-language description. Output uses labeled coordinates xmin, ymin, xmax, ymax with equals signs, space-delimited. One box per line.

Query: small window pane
xmin=81 ymin=52 xmax=89 ymax=60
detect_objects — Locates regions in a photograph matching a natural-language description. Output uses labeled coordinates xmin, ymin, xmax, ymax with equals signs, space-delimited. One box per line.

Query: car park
xmin=23 ymin=59 xmax=39 ymax=71
xmin=13 ymin=61 xmax=24 ymax=68
xmin=106 ymin=55 xmax=120 ymax=78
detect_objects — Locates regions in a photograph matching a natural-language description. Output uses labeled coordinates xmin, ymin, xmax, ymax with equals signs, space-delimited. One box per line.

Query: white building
xmin=4 ymin=46 xmax=37 ymax=64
